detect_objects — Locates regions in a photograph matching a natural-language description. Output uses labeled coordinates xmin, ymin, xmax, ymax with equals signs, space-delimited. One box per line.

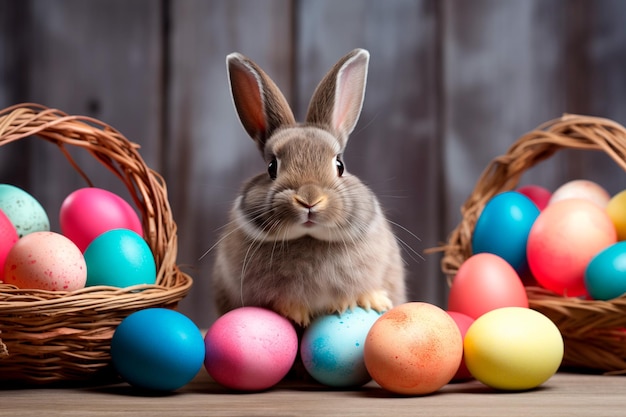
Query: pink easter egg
xmin=60 ymin=187 xmax=143 ymax=252
xmin=0 ymin=209 xmax=18 ymax=281
xmin=204 ymin=307 xmax=298 ymax=391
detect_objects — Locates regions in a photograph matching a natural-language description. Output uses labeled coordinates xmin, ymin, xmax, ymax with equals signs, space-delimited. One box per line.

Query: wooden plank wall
xmin=1 ymin=0 xmax=625 ymax=328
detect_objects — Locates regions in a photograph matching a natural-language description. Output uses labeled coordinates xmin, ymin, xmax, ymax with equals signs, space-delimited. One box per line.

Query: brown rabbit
xmin=212 ymin=48 xmax=406 ymax=326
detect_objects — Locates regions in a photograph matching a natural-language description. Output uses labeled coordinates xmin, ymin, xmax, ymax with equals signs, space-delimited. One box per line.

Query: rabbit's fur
xmin=212 ymin=49 xmax=406 ymax=326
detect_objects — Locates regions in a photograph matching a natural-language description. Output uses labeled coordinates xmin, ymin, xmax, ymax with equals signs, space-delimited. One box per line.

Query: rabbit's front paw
xmin=276 ymin=302 xmax=312 ymax=327
xmin=357 ymin=290 xmax=393 ymax=313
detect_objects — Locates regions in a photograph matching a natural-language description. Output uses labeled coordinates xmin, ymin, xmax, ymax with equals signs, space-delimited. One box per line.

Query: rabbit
xmin=212 ymin=48 xmax=406 ymax=327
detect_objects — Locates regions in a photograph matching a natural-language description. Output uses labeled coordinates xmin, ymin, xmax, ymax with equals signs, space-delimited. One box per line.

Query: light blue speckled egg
xmin=0 ymin=184 xmax=49 ymax=237
xmin=300 ymin=307 xmax=382 ymax=388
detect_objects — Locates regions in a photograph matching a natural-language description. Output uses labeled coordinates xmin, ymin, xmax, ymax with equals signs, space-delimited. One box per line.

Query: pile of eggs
xmin=111 ymin=302 xmax=562 ymax=395
xmin=115 ymin=181 xmax=626 ymax=395
xmin=0 ymin=184 xmax=156 ymax=291
xmin=469 ymin=179 xmax=626 ymax=300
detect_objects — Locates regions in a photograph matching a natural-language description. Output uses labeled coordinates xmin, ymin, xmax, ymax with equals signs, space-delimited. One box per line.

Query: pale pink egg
xmin=548 ymin=179 xmax=610 ymax=208
xmin=3 ymin=231 xmax=87 ymax=291
xmin=527 ymin=198 xmax=617 ymax=297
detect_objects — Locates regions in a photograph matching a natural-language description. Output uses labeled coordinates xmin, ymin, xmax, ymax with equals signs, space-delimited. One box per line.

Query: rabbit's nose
xmin=294 ymin=185 xmax=327 ymax=210
xmin=294 ymin=194 xmax=326 ymax=210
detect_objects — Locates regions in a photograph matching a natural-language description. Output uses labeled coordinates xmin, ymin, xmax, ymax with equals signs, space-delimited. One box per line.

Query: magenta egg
xmin=204 ymin=307 xmax=298 ymax=391
xmin=0 ymin=209 xmax=18 ymax=281
xmin=60 ymin=187 xmax=143 ymax=252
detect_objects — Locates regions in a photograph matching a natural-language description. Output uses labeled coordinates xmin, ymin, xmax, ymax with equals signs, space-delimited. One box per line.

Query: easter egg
xmin=585 ymin=241 xmax=626 ymax=300
xmin=447 ymin=311 xmax=475 ymax=381
xmin=472 ymin=191 xmax=540 ymax=273
xmin=204 ymin=307 xmax=298 ymax=391
xmin=111 ymin=308 xmax=205 ymax=391
xmin=363 ymin=302 xmax=463 ymax=396
xmin=548 ymin=179 xmax=610 ymax=208
xmin=83 ymin=229 xmax=156 ymax=287
xmin=606 ymin=190 xmax=626 ymax=241
xmin=517 ymin=184 xmax=551 ymax=210
xmin=0 ymin=184 xmax=49 ymax=237
xmin=447 ymin=253 xmax=528 ymax=320
xmin=60 ymin=187 xmax=143 ymax=252
xmin=527 ymin=199 xmax=617 ymax=297
xmin=300 ymin=307 xmax=382 ymax=388
xmin=464 ymin=307 xmax=563 ymax=391
xmin=3 ymin=231 xmax=86 ymax=291
xmin=0 ymin=210 xmax=18 ymax=281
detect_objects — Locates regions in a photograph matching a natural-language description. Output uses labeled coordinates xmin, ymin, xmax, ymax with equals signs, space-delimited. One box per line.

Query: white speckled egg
xmin=0 ymin=184 xmax=50 ymax=237
xmin=3 ymin=231 xmax=87 ymax=291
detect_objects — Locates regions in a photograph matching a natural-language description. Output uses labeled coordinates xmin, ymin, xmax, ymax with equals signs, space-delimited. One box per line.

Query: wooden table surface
xmin=2 ymin=370 xmax=626 ymax=417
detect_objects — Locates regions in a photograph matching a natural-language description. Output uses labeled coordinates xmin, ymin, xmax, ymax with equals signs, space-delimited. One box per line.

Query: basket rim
xmin=0 ymin=103 xmax=190 ymax=289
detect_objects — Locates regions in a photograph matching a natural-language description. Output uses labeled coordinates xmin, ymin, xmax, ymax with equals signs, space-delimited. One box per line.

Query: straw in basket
xmin=0 ymin=103 xmax=192 ymax=384
xmin=439 ymin=113 xmax=626 ymax=374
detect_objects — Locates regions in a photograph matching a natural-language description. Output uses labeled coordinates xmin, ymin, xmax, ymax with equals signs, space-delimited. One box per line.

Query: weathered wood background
xmin=1 ymin=0 xmax=625 ymax=328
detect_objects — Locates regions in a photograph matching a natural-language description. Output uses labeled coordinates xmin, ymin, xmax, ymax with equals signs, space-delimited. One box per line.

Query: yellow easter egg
xmin=607 ymin=190 xmax=626 ymax=241
xmin=464 ymin=307 xmax=563 ymax=391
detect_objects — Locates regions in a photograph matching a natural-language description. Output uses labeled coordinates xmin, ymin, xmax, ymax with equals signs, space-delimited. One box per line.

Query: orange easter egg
xmin=363 ymin=302 xmax=463 ymax=396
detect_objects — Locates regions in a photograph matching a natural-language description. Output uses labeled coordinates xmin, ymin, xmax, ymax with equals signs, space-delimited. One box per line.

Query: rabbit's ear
xmin=305 ymin=49 xmax=370 ymax=147
xmin=227 ymin=53 xmax=296 ymax=152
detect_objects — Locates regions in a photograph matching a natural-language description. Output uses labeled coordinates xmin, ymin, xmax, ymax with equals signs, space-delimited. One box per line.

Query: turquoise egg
xmin=0 ymin=184 xmax=49 ymax=237
xmin=472 ymin=191 xmax=540 ymax=273
xmin=111 ymin=308 xmax=205 ymax=391
xmin=300 ymin=307 xmax=382 ymax=388
xmin=83 ymin=228 xmax=156 ymax=287
xmin=585 ymin=241 xmax=626 ymax=300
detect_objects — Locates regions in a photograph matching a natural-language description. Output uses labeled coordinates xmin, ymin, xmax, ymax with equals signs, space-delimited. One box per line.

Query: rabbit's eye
xmin=335 ymin=156 xmax=345 ymax=177
xmin=268 ymin=158 xmax=278 ymax=180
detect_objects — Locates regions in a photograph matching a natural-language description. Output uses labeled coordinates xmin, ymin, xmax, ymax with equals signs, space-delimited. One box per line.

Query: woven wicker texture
xmin=440 ymin=114 xmax=626 ymax=374
xmin=0 ymin=103 xmax=192 ymax=383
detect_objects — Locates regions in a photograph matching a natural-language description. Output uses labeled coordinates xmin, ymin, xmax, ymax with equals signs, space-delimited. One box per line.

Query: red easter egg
xmin=527 ymin=198 xmax=616 ymax=297
xmin=447 ymin=311 xmax=475 ymax=381
xmin=448 ymin=253 xmax=529 ymax=320
xmin=517 ymin=185 xmax=551 ymax=210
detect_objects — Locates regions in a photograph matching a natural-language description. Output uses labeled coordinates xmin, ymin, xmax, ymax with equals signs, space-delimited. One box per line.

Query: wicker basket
xmin=0 ymin=103 xmax=193 ymax=384
xmin=440 ymin=113 xmax=626 ymax=374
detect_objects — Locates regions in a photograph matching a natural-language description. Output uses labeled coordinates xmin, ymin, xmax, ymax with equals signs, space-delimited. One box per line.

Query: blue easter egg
xmin=585 ymin=241 xmax=626 ymax=300
xmin=300 ymin=307 xmax=382 ymax=388
xmin=84 ymin=228 xmax=156 ymax=287
xmin=472 ymin=191 xmax=540 ymax=273
xmin=111 ymin=308 xmax=205 ymax=391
